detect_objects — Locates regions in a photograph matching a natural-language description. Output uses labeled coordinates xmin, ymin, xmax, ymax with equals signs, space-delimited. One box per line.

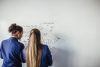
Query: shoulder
xmin=18 ymin=42 xmax=25 ymax=49
xmin=42 ymin=44 xmax=50 ymax=50
xmin=19 ymin=42 xmax=24 ymax=46
xmin=1 ymin=39 xmax=8 ymax=44
xmin=0 ymin=39 xmax=9 ymax=48
xmin=42 ymin=44 xmax=48 ymax=48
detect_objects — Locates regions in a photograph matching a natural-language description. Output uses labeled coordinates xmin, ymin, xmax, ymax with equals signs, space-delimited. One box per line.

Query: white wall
xmin=0 ymin=0 xmax=100 ymax=67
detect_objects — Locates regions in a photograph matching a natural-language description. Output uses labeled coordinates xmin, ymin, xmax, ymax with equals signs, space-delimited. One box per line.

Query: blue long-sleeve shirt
xmin=40 ymin=45 xmax=53 ymax=67
xmin=0 ymin=37 xmax=25 ymax=67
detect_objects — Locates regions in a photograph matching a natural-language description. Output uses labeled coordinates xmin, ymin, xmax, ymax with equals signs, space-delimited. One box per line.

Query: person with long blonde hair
xmin=26 ymin=28 xmax=52 ymax=67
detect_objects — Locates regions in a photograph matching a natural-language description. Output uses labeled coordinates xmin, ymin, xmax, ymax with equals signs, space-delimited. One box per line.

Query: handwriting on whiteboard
xmin=20 ymin=22 xmax=61 ymax=47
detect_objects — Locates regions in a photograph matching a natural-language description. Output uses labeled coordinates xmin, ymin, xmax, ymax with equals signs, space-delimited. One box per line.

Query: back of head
xmin=30 ymin=28 xmax=41 ymax=45
xmin=8 ymin=23 xmax=23 ymax=34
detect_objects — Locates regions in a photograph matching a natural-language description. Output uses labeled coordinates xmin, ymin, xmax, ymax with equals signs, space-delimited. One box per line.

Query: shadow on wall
xmin=51 ymin=47 xmax=75 ymax=67
xmin=50 ymin=33 xmax=75 ymax=67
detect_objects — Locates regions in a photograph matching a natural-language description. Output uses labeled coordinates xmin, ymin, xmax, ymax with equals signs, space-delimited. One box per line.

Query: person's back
xmin=0 ymin=23 xmax=26 ymax=67
xmin=40 ymin=44 xmax=52 ymax=67
xmin=26 ymin=28 xmax=53 ymax=67
xmin=0 ymin=37 xmax=25 ymax=67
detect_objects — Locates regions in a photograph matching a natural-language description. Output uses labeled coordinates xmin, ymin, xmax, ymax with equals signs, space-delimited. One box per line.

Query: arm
xmin=20 ymin=47 xmax=26 ymax=63
xmin=0 ymin=41 xmax=3 ymax=59
xmin=46 ymin=46 xmax=53 ymax=66
xmin=0 ymin=46 xmax=1 ymax=58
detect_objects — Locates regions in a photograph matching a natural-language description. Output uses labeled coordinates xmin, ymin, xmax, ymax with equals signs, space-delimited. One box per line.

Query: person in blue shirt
xmin=0 ymin=23 xmax=26 ymax=67
xmin=26 ymin=28 xmax=53 ymax=67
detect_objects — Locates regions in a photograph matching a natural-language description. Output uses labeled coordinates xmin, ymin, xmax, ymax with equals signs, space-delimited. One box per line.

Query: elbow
xmin=48 ymin=59 xmax=53 ymax=66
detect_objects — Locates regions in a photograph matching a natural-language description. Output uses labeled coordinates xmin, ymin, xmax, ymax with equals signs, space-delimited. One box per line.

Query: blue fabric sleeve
xmin=20 ymin=47 xmax=26 ymax=63
xmin=0 ymin=45 xmax=1 ymax=58
xmin=46 ymin=45 xmax=53 ymax=66
xmin=0 ymin=41 xmax=3 ymax=59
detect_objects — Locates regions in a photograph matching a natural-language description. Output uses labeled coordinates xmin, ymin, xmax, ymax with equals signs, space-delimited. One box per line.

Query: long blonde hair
xmin=26 ymin=28 xmax=41 ymax=67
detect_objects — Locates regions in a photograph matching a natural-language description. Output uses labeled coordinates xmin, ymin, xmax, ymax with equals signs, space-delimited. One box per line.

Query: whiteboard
xmin=0 ymin=0 xmax=100 ymax=67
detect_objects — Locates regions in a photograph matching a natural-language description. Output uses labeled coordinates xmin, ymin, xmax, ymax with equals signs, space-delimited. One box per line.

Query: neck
xmin=12 ymin=35 xmax=18 ymax=40
xmin=37 ymin=44 xmax=42 ymax=48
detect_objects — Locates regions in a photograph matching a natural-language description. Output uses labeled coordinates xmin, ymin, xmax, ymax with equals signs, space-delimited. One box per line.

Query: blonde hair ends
xmin=26 ymin=33 xmax=37 ymax=67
